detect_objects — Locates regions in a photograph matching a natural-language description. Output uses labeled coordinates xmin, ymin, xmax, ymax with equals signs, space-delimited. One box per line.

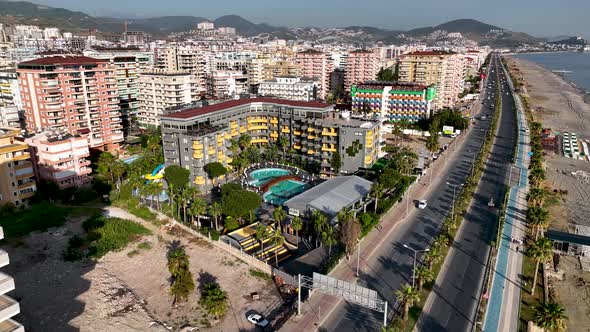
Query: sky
xmin=29 ymin=0 xmax=590 ymax=38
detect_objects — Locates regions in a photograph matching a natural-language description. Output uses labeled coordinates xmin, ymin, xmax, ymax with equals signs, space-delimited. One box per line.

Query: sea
xmin=513 ymin=52 xmax=590 ymax=95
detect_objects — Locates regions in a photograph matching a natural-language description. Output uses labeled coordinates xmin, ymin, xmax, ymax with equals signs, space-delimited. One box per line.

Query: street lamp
xmin=403 ymin=244 xmax=429 ymax=288
xmin=446 ymin=181 xmax=464 ymax=221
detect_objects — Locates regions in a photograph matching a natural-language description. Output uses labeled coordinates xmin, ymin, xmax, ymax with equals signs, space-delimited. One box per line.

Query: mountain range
xmin=0 ymin=0 xmax=544 ymax=47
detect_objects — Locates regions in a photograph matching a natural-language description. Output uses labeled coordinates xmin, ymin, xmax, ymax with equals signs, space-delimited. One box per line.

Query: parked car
xmin=418 ymin=200 xmax=428 ymax=209
xmin=247 ymin=313 xmax=269 ymax=328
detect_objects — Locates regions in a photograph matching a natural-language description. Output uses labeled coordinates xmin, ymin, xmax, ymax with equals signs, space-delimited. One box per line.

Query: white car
xmin=247 ymin=313 xmax=269 ymax=328
xmin=418 ymin=200 xmax=428 ymax=209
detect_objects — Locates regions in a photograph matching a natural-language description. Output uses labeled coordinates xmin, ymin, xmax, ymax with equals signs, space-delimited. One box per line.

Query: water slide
xmin=145 ymin=164 xmax=165 ymax=181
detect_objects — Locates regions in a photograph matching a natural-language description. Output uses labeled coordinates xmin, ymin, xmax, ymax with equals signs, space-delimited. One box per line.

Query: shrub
xmin=83 ymin=216 xmax=151 ymax=259
xmin=1 ymin=202 xmax=71 ymax=239
xmin=63 ymin=235 xmax=85 ymax=261
xmin=359 ymin=213 xmax=379 ymax=237
xmin=199 ymin=283 xmax=228 ymax=319
xmin=249 ymin=269 xmax=272 ymax=282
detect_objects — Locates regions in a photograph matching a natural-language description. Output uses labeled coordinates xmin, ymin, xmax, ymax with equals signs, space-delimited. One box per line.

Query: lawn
xmin=0 ymin=202 xmax=72 ymax=239
xmin=519 ymin=252 xmax=544 ymax=331
xmin=83 ymin=216 xmax=152 ymax=259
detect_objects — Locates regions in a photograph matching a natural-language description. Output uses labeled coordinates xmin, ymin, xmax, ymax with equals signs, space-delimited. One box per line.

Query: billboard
xmin=312 ymin=272 xmax=383 ymax=311
xmin=443 ymin=125 xmax=455 ymax=135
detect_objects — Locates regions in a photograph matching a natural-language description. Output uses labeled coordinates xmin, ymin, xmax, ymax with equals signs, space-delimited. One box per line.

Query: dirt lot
xmin=3 ymin=207 xmax=282 ymax=332
xmin=552 ymin=256 xmax=590 ymax=332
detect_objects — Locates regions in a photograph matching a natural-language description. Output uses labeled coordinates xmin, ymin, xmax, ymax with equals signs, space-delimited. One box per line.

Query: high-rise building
xmin=160 ymin=98 xmax=380 ymax=187
xmin=25 ymin=130 xmax=92 ymax=189
xmin=0 ymin=70 xmax=23 ymax=128
xmin=0 ymin=226 xmax=24 ymax=332
xmin=258 ymin=77 xmax=318 ymax=101
xmin=137 ymin=70 xmax=201 ymax=128
xmin=0 ymin=127 xmax=36 ymax=207
xmin=398 ymin=51 xmax=466 ymax=109
xmin=207 ymin=71 xmax=249 ymax=100
xmin=156 ymin=45 xmax=207 ymax=87
xmin=17 ymin=56 xmax=124 ymax=151
xmin=343 ymin=50 xmax=380 ymax=92
xmin=295 ymin=50 xmax=334 ymax=100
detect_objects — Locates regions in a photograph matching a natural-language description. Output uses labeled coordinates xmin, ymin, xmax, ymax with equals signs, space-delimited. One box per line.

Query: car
xmin=450 ymin=133 xmax=458 ymax=138
xmin=418 ymin=200 xmax=428 ymax=209
xmin=247 ymin=313 xmax=269 ymax=328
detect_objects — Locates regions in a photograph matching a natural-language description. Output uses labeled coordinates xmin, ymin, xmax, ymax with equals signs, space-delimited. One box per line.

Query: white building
xmin=43 ymin=27 xmax=60 ymax=40
xmin=0 ymin=227 xmax=24 ymax=332
xmin=258 ymin=77 xmax=318 ymax=101
xmin=197 ymin=22 xmax=215 ymax=30
xmin=0 ymin=71 xmax=22 ymax=128
xmin=207 ymin=70 xmax=249 ymax=99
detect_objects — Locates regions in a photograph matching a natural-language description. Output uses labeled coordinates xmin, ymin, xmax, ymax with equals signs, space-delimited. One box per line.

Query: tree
xmin=273 ymin=206 xmax=287 ymax=232
xmin=229 ymin=139 xmax=239 ymax=155
xmin=389 ymin=148 xmax=417 ymax=176
xmin=97 ymin=152 xmax=117 ymax=184
xmin=230 ymin=155 xmax=248 ymax=174
xmin=199 ymin=283 xmax=228 ymax=319
xmin=370 ymin=182 xmax=385 ymax=214
xmin=528 ymin=237 xmax=553 ymax=296
xmin=111 ymin=160 xmax=126 ymax=189
xmin=167 ymin=247 xmax=195 ymax=304
xmin=238 ymin=134 xmax=251 ymax=151
xmin=224 ymin=216 xmax=240 ymax=232
xmin=415 ymin=266 xmax=434 ymax=290
xmin=529 ymin=167 xmax=546 ymax=187
xmin=424 ymin=246 xmax=442 ymax=269
xmin=256 ymin=223 xmax=269 ymax=256
xmin=330 ymin=151 xmax=342 ymax=175
xmin=395 ymin=283 xmax=420 ymax=321
xmin=270 ymin=228 xmax=285 ymax=266
xmin=340 ymin=216 xmax=361 ymax=258
xmin=527 ymin=187 xmax=547 ymax=207
xmin=190 ymin=197 xmax=207 ymax=228
xmin=277 ymin=136 xmax=290 ymax=161
xmin=312 ymin=211 xmax=328 ymax=247
xmin=377 ymin=67 xmax=397 ymax=81
xmin=291 ymin=216 xmax=303 ymax=249
xmin=533 ymin=301 xmax=567 ymax=331
xmin=263 ymin=144 xmax=280 ymax=162
xmin=221 ymin=187 xmax=262 ymax=222
xmin=179 ymin=186 xmax=194 ymax=223
xmin=527 ymin=206 xmax=550 ymax=239
xmin=433 ymin=234 xmax=450 ymax=249
xmin=321 ymin=224 xmax=339 ymax=256
xmin=426 ymin=132 xmax=440 ymax=158
xmin=164 ymin=165 xmax=190 ymax=190
xmin=204 ymin=162 xmax=227 ymax=185
xmin=442 ymin=217 xmax=457 ymax=234
xmin=208 ymin=202 xmax=223 ymax=230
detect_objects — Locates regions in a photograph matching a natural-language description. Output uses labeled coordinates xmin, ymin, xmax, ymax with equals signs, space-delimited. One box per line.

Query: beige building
xmin=156 ymin=45 xmax=207 ymax=87
xmin=137 ymin=70 xmax=202 ymax=128
xmin=0 ymin=127 xmax=35 ymax=207
xmin=295 ymin=49 xmax=334 ymax=100
xmin=26 ymin=130 xmax=92 ymax=189
xmin=248 ymin=57 xmax=301 ymax=86
xmin=398 ymin=51 xmax=466 ymax=109
xmin=344 ymin=50 xmax=380 ymax=92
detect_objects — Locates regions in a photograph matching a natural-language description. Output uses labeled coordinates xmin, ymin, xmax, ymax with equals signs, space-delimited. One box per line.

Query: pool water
xmin=263 ymin=180 xmax=310 ymax=205
xmin=249 ymin=168 xmax=291 ymax=187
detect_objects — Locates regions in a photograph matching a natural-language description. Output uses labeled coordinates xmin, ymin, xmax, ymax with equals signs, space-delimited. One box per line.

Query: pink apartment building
xmin=295 ymin=49 xmax=334 ymax=100
xmin=26 ymin=130 xmax=92 ymax=189
xmin=344 ymin=50 xmax=380 ymax=92
xmin=17 ymin=56 xmax=124 ymax=151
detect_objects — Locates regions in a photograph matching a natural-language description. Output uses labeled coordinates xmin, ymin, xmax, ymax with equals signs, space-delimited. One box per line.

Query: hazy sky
xmin=30 ymin=0 xmax=589 ymax=37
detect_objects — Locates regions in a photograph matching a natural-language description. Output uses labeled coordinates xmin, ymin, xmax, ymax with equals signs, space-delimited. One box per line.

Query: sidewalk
xmin=281 ymin=128 xmax=471 ymax=331
xmin=483 ymin=58 xmax=530 ymax=332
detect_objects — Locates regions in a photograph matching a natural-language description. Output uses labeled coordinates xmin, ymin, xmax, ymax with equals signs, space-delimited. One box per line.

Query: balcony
xmin=0 ymin=295 xmax=20 ymax=324
xmin=0 ymin=319 xmax=23 ymax=332
xmin=0 ymin=250 xmax=7 ymax=269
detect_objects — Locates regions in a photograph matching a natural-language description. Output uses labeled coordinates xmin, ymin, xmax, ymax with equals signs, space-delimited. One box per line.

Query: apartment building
xmin=0 ymin=71 xmax=22 ymax=128
xmin=17 ymin=56 xmax=124 ymax=151
xmin=398 ymin=51 xmax=466 ymax=109
xmin=351 ymin=82 xmax=436 ymax=122
xmin=156 ymin=45 xmax=207 ymax=87
xmin=26 ymin=130 xmax=91 ymax=189
xmin=0 ymin=127 xmax=36 ymax=207
xmin=0 ymin=226 xmax=24 ymax=332
xmin=83 ymin=48 xmax=153 ymax=135
xmin=160 ymin=98 xmax=380 ymax=188
xmin=248 ymin=58 xmax=301 ymax=86
xmin=258 ymin=77 xmax=318 ymax=101
xmin=344 ymin=50 xmax=380 ymax=92
xmin=295 ymin=49 xmax=334 ymax=99
xmin=207 ymin=71 xmax=249 ymax=100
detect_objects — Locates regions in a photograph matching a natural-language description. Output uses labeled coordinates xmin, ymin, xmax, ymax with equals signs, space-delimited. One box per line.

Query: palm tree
xmin=256 ymin=223 xmax=269 ymax=257
xmin=426 ymin=133 xmax=440 ymax=158
xmin=533 ymin=301 xmax=567 ymax=331
xmin=190 ymin=197 xmax=207 ymax=228
xmin=370 ymin=182 xmax=385 ymax=214
xmin=442 ymin=217 xmax=456 ymax=234
xmin=395 ymin=283 xmax=420 ymax=321
xmin=291 ymin=216 xmax=303 ymax=249
xmin=273 ymin=206 xmax=287 ymax=232
xmin=433 ymin=235 xmax=450 ymax=249
xmin=208 ymin=202 xmax=223 ymax=230
xmin=527 ymin=206 xmax=550 ymax=239
xmin=529 ymin=167 xmax=546 ymax=187
xmin=391 ymin=123 xmax=403 ymax=146
xmin=166 ymin=183 xmax=176 ymax=220
xmin=179 ymin=187 xmax=193 ymax=223
xmin=424 ymin=246 xmax=442 ymax=269
xmin=167 ymin=247 xmax=189 ymax=278
xmin=277 ymin=136 xmax=290 ymax=161
xmin=415 ymin=266 xmax=435 ymax=290
xmin=528 ymin=237 xmax=553 ymax=296
xmin=264 ymin=144 xmax=280 ymax=162
xmin=270 ymin=228 xmax=285 ymax=266
xmin=312 ymin=211 xmax=327 ymax=247
xmin=527 ymin=187 xmax=547 ymax=207
xmin=321 ymin=225 xmax=339 ymax=256
xmin=238 ymin=134 xmax=251 ymax=151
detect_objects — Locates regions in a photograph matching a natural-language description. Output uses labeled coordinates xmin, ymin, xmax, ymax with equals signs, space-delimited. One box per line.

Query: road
xmin=415 ymin=55 xmax=518 ymax=331
xmin=318 ymin=55 xmax=507 ymax=332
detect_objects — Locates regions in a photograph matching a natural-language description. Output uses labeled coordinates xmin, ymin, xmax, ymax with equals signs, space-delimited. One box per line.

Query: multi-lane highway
xmin=319 ymin=54 xmax=514 ymax=332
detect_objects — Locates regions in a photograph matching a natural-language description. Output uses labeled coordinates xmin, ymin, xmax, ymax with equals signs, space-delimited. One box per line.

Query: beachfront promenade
xmin=483 ymin=57 xmax=531 ymax=332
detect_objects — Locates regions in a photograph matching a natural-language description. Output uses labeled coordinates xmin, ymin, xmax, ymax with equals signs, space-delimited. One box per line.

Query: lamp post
xmin=403 ymin=244 xmax=429 ymax=288
xmin=446 ymin=181 xmax=464 ymax=221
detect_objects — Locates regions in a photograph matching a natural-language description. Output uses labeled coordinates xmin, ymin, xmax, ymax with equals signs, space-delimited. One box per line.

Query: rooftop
xmin=162 ymin=98 xmax=333 ymax=120
xmin=355 ymin=81 xmax=430 ymax=91
xmin=404 ymin=50 xmax=457 ymax=56
xmin=284 ymin=176 xmax=372 ymax=219
xmin=18 ymin=56 xmax=107 ymax=67
xmin=547 ymin=229 xmax=590 ymax=247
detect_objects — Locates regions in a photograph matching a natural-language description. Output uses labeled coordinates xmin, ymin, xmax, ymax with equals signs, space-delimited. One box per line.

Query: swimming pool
xmin=249 ymin=168 xmax=291 ymax=187
xmin=263 ymin=180 xmax=310 ymax=205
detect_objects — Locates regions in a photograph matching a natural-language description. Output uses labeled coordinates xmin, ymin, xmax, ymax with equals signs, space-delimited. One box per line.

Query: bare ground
xmin=3 ymin=207 xmax=282 ymax=332
xmin=552 ymin=256 xmax=590 ymax=332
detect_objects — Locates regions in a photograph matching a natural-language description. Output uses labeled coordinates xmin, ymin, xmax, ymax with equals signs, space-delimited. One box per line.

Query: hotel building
xmin=137 ymin=70 xmax=201 ymax=128
xmin=25 ymin=130 xmax=92 ymax=189
xmin=398 ymin=51 xmax=466 ymax=109
xmin=0 ymin=70 xmax=22 ymax=128
xmin=295 ymin=50 xmax=333 ymax=99
xmin=160 ymin=98 xmax=380 ymax=188
xmin=351 ymin=82 xmax=436 ymax=122
xmin=0 ymin=127 xmax=35 ymax=207
xmin=258 ymin=77 xmax=318 ymax=101
xmin=16 ymin=56 xmax=124 ymax=151
xmin=344 ymin=50 xmax=380 ymax=91
xmin=207 ymin=71 xmax=249 ymax=100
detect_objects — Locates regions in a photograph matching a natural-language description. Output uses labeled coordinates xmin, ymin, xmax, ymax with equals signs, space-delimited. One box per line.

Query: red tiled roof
xmin=163 ymin=98 xmax=333 ymax=120
xmin=18 ymin=56 xmax=108 ymax=66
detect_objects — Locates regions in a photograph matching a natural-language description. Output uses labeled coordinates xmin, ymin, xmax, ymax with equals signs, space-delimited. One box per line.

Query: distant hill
xmin=547 ymin=36 xmax=587 ymax=45
xmin=0 ymin=0 xmax=544 ymax=46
